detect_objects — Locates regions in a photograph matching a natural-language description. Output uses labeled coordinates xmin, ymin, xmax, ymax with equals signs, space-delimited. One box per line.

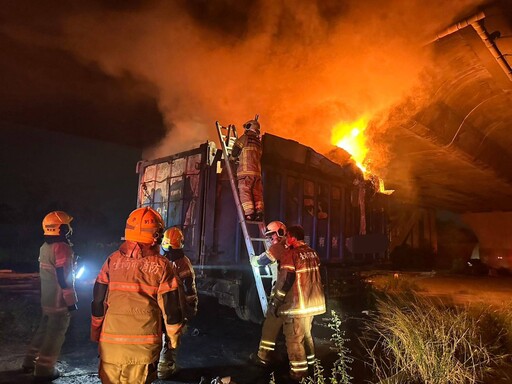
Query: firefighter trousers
xmin=99 ymin=360 xmax=157 ymax=384
xmin=257 ymin=310 xmax=283 ymax=362
xmin=237 ymin=176 xmax=264 ymax=216
xmin=23 ymin=311 xmax=70 ymax=377
xmin=283 ymin=316 xmax=315 ymax=378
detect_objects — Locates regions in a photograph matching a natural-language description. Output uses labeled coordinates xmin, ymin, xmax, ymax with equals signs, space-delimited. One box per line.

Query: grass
xmin=302 ymin=311 xmax=354 ymax=384
xmin=363 ymin=294 xmax=507 ymax=384
xmin=267 ymin=277 xmax=512 ymax=383
xmin=325 ymin=310 xmax=354 ymax=384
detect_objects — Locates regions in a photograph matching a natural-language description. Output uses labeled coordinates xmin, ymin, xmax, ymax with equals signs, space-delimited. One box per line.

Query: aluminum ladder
xmin=215 ymin=121 xmax=270 ymax=315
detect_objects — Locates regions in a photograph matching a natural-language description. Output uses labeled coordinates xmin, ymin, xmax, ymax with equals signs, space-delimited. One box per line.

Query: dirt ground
xmin=2 ymin=271 xmax=512 ymax=384
xmin=0 ymin=273 xmax=363 ymax=384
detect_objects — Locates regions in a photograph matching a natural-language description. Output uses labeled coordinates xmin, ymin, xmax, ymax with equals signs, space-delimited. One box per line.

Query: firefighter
xmin=268 ymin=225 xmax=326 ymax=381
xmin=22 ymin=211 xmax=78 ymax=382
xmin=157 ymin=226 xmax=198 ymax=380
xmin=231 ymin=116 xmax=264 ymax=221
xmin=91 ymin=207 xmax=183 ymax=384
xmin=249 ymin=221 xmax=288 ymax=366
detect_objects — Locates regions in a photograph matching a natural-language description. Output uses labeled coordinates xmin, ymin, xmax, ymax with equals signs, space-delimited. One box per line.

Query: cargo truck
xmin=136 ymin=130 xmax=389 ymax=323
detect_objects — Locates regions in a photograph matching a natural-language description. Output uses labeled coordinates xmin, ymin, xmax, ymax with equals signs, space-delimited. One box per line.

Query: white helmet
xmin=264 ymin=221 xmax=286 ymax=238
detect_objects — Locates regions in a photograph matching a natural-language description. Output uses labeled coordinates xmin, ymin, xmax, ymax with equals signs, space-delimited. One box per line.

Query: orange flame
xmin=331 ymin=116 xmax=369 ymax=173
xmin=331 ymin=117 xmax=394 ymax=195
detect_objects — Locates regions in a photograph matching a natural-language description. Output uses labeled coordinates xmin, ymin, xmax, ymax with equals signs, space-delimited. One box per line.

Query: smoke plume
xmin=4 ymin=0 xmax=486 ymax=161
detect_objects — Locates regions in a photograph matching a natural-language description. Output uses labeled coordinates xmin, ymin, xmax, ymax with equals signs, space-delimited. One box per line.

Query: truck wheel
xmin=234 ymin=285 xmax=264 ymax=323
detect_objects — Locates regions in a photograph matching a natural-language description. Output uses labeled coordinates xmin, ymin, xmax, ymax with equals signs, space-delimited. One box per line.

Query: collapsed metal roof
xmin=377 ymin=3 xmax=512 ymax=213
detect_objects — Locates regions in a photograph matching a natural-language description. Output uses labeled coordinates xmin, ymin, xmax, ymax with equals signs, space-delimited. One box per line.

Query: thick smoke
xmin=4 ymin=0 xmax=485 ymax=160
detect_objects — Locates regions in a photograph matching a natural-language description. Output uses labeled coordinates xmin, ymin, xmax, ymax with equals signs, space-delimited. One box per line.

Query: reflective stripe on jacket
xmin=39 ymin=242 xmax=77 ymax=313
xmin=277 ymin=243 xmax=326 ymax=318
xmin=95 ymin=241 xmax=179 ymax=364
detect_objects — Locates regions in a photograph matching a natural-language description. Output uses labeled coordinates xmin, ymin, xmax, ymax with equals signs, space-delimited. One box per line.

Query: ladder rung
xmin=245 ymin=220 xmax=264 ymax=224
xmin=250 ymin=238 xmax=266 ymax=242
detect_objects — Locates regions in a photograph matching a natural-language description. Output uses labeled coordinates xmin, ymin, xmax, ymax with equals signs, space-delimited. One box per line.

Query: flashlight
xmin=76 ymin=265 xmax=86 ymax=279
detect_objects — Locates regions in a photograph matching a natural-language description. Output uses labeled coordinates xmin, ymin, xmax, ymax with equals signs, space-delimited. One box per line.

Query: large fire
xmin=331 ymin=116 xmax=369 ymax=173
xmin=331 ymin=117 xmax=394 ymax=195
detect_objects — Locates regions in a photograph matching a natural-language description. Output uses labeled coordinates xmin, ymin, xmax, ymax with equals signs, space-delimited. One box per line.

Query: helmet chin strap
xmin=152 ymin=229 xmax=163 ymax=246
xmin=63 ymin=224 xmax=73 ymax=239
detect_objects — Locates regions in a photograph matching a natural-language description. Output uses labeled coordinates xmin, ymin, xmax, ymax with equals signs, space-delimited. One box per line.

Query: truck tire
xmin=234 ymin=285 xmax=264 ymax=323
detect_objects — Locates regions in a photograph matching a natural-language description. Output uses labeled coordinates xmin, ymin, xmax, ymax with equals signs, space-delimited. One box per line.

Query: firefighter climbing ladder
xmin=215 ymin=121 xmax=270 ymax=315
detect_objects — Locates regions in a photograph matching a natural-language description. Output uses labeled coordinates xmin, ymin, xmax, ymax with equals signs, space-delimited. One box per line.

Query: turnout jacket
xmin=275 ymin=242 xmax=326 ymax=318
xmin=165 ymin=248 xmax=198 ymax=319
xmin=91 ymin=241 xmax=181 ymax=365
xmin=39 ymin=241 xmax=77 ymax=313
xmin=231 ymin=130 xmax=262 ymax=178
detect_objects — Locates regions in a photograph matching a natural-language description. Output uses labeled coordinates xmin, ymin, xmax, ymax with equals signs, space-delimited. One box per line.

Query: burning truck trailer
xmin=136 ymin=131 xmax=389 ymax=323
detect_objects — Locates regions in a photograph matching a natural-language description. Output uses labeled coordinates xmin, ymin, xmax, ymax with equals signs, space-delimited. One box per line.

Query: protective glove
xmin=268 ymin=296 xmax=284 ymax=317
xmin=250 ymin=255 xmax=260 ymax=267
xmin=185 ymin=296 xmax=198 ymax=318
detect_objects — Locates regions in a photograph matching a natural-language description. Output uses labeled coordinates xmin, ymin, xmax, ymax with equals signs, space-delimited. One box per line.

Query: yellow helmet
xmin=42 ymin=211 xmax=73 ymax=236
xmin=125 ymin=207 xmax=164 ymax=244
xmin=162 ymin=227 xmax=184 ymax=251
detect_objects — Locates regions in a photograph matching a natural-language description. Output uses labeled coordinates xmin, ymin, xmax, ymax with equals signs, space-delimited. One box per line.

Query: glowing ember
xmin=331 ymin=117 xmax=369 ymax=172
xmin=378 ymin=178 xmax=395 ymax=195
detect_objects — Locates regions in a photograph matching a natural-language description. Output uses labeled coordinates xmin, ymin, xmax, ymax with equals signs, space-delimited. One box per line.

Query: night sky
xmin=0 ymin=2 xmax=170 ymax=268
xmin=0 ymin=124 xmax=142 ymax=269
